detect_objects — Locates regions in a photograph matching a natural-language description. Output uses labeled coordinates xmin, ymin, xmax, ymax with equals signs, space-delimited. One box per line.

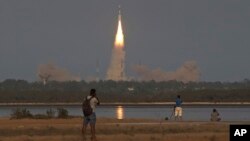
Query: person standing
xmin=82 ymin=89 xmax=100 ymax=140
xmin=175 ymin=95 xmax=183 ymax=121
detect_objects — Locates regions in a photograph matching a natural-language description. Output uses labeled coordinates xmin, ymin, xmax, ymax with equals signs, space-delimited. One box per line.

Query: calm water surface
xmin=0 ymin=105 xmax=250 ymax=121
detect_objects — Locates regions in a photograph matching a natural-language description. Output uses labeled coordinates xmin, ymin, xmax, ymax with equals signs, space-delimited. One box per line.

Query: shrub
xmin=11 ymin=108 xmax=33 ymax=119
xmin=57 ymin=108 xmax=69 ymax=118
xmin=10 ymin=108 xmax=72 ymax=119
xmin=46 ymin=108 xmax=56 ymax=118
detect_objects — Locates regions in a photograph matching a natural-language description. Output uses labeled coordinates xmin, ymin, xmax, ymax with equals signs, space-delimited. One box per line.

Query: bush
xmin=11 ymin=108 xmax=33 ymax=119
xmin=46 ymin=108 xmax=56 ymax=118
xmin=10 ymin=108 xmax=72 ymax=119
xmin=57 ymin=108 xmax=69 ymax=118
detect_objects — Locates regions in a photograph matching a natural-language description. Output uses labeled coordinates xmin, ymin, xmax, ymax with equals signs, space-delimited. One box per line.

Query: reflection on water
xmin=116 ymin=106 xmax=124 ymax=119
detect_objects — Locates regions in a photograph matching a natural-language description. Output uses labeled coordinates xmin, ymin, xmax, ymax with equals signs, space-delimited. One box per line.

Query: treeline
xmin=0 ymin=79 xmax=250 ymax=103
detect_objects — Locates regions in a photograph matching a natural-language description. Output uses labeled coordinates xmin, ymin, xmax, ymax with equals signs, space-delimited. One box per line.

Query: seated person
xmin=210 ymin=108 xmax=221 ymax=121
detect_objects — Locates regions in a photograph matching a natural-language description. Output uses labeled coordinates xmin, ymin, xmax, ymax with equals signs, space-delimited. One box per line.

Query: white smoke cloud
xmin=132 ymin=60 xmax=200 ymax=83
xmin=106 ymin=48 xmax=126 ymax=81
xmin=37 ymin=63 xmax=81 ymax=82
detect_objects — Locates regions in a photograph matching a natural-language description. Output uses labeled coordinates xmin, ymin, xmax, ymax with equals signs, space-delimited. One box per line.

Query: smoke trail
xmin=132 ymin=60 xmax=200 ymax=82
xmin=37 ymin=63 xmax=80 ymax=82
xmin=106 ymin=48 xmax=126 ymax=81
xmin=106 ymin=7 xmax=126 ymax=81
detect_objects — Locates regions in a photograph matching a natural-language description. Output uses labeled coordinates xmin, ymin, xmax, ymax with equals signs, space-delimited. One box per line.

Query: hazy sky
xmin=0 ymin=0 xmax=250 ymax=82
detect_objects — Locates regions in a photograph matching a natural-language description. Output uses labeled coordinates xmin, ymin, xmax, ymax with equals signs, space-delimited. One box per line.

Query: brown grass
xmin=0 ymin=118 xmax=246 ymax=141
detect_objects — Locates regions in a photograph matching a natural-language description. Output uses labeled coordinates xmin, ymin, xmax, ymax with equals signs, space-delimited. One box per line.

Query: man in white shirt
xmin=82 ymin=89 xmax=100 ymax=140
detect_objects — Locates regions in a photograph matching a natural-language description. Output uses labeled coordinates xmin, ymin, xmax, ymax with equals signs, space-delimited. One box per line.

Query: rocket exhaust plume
xmin=106 ymin=6 xmax=126 ymax=81
xmin=132 ymin=60 xmax=201 ymax=83
xmin=37 ymin=63 xmax=80 ymax=83
xmin=114 ymin=9 xmax=124 ymax=48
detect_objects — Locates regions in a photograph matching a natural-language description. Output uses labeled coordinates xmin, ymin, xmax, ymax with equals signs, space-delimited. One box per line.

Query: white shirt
xmin=86 ymin=96 xmax=99 ymax=112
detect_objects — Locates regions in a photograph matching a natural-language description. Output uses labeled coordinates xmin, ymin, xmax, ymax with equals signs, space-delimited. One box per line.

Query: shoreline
xmin=0 ymin=117 xmax=242 ymax=141
xmin=1 ymin=102 xmax=250 ymax=107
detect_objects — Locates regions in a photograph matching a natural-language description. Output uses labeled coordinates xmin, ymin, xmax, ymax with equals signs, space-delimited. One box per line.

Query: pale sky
xmin=0 ymin=0 xmax=250 ymax=82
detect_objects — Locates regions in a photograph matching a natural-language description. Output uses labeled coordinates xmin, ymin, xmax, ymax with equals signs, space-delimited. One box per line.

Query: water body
xmin=0 ymin=105 xmax=249 ymax=121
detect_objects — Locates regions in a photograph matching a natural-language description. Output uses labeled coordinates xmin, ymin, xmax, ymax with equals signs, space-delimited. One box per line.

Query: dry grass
xmin=0 ymin=133 xmax=228 ymax=141
xmin=0 ymin=118 xmax=246 ymax=141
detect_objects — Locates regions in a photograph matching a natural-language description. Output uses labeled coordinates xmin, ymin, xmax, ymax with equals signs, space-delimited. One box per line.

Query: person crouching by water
xmin=210 ymin=108 xmax=221 ymax=122
xmin=175 ymin=95 xmax=183 ymax=121
xmin=82 ymin=89 xmax=100 ymax=140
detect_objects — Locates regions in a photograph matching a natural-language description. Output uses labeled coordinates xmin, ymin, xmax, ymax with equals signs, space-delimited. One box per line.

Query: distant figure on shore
xmin=82 ymin=89 xmax=100 ymax=140
xmin=175 ymin=95 xmax=183 ymax=121
xmin=210 ymin=108 xmax=221 ymax=122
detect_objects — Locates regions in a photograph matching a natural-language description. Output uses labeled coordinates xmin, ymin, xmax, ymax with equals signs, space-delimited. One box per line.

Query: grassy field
xmin=0 ymin=117 xmax=245 ymax=141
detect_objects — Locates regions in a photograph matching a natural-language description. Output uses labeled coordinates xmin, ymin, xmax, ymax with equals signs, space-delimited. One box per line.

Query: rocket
xmin=118 ymin=5 xmax=121 ymax=21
